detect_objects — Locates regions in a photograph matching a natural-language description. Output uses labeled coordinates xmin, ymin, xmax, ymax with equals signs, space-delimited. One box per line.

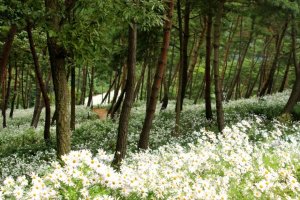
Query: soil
xmin=92 ymin=108 xmax=108 ymax=120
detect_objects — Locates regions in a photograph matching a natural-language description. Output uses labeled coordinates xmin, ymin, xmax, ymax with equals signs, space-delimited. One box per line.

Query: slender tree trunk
xmin=138 ymin=0 xmax=174 ymax=149
xmin=213 ymin=0 xmax=225 ymax=132
xmin=187 ymin=19 xmax=206 ymax=99
xmin=227 ymin=18 xmax=254 ymax=100
xmin=257 ymin=37 xmax=272 ymax=95
xmin=27 ymin=23 xmax=51 ymax=143
xmin=0 ymin=24 xmax=17 ymax=90
xmin=187 ymin=18 xmax=206 ymax=83
xmin=108 ymin=64 xmax=125 ymax=116
xmin=179 ymin=0 xmax=190 ymax=108
xmin=140 ymin=66 xmax=145 ymax=101
xmin=102 ymin=71 xmax=118 ymax=104
xmin=134 ymin=61 xmax=147 ymax=101
xmin=1 ymin=25 xmax=17 ymax=128
xmin=70 ymin=64 xmax=75 ymax=130
xmin=112 ymin=23 xmax=137 ymax=167
xmin=161 ymin=42 xmax=175 ymax=110
xmin=76 ymin=65 xmax=81 ymax=102
xmin=194 ymin=74 xmax=205 ymax=104
xmin=10 ymin=62 xmax=18 ymax=118
xmin=31 ymin=84 xmax=41 ymax=127
xmin=279 ymin=51 xmax=292 ymax=92
xmin=21 ymin=68 xmax=25 ymax=108
xmin=24 ymin=70 xmax=30 ymax=109
xmin=221 ymin=16 xmax=240 ymax=84
xmin=146 ymin=64 xmax=152 ymax=106
xmin=79 ymin=66 xmax=87 ymax=105
xmin=2 ymin=63 xmax=12 ymax=128
xmin=109 ymin=87 xmax=125 ymax=119
xmin=205 ymin=14 xmax=213 ymax=120
xmin=87 ymin=66 xmax=94 ymax=107
xmin=175 ymin=0 xmax=184 ymax=134
xmin=260 ymin=20 xmax=288 ymax=96
xmin=223 ymin=49 xmax=238 ymax=93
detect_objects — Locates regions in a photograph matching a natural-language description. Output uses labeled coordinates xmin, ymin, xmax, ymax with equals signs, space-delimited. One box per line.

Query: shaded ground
xmin=92 ymin=108 xmax=108 ymax=120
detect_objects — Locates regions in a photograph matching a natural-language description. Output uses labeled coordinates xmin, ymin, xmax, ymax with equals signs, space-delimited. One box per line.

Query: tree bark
xmin=205 ymin=14 xmax=213 ymax=120
xmin=279 ymin=51 xmax=292 ymax=92
xmin=227 ymin=18 xmax=254 ymax=100
xmin=283 ymin=16 xmax=300 ymax=113
xmin=2 ymin=63 xmax=12 ymax=128
xmin=259 ymin=19 xmax=288 ymax=96
xmin=213 ymin=0 xmax=225 ymax=132
xmin=138 ymin=0 xmax=174 ymax=149
xmin=134 ymin=62 xmax=147 ymax=101
xmin=179 ymin=0 xmax=190 ymax=108
xmin=31 ymin=84 xmax=42 ymax=127
xmin=1 ymin=24 xmax=17 ymax=128
xmin=187 ymin=18 xmax=206 ymax=99
xmin=79 ymin=66 xmax=87 ymax=105
xmin=102 ymin=71 xmax=118 ymax=104
xmin=70 ymin=64 xmax=75 ymax=130
xmin=27 ymin=23 xmax=51 ymax=143
xmin=9 ymin=61 xmax=18 ymax=118
xmin=146 ymin=64 xmax=152 ymax=106
xmin=112 ymin=23 xmax=136 ymax=167
xmin=87 ymin=66 xmax=94 ymax=107
xmin=221 ymin=16 xmax=240 ymax=84
xmin=175 ymin=0 xmax=184 ymax=134
xmin=45 ymin=0 xmax=72 ymax=158
xmin=161 ymin=42 xmax=175 ymax=110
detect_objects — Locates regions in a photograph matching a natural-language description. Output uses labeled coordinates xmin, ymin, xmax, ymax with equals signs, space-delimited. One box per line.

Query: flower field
xmin=1 ymin=91 xmax=300 ymax=199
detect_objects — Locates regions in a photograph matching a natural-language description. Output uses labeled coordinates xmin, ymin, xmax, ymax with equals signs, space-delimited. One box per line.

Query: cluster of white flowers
xmin=1 ymin=116 xmax=300 ymax=199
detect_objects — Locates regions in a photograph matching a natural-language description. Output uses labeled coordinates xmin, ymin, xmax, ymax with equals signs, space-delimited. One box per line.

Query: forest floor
xmin=92 ymin=108 xmax=108 ymax=120
xmin=1 ymin=91 xmax=300 ymax=199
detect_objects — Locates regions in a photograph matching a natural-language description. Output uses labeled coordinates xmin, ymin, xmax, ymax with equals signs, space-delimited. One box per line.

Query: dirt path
xmin=92 ymin=108 xmax=108 ymax=120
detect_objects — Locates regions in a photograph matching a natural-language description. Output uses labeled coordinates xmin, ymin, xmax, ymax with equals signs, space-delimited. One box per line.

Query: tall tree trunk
xmin=187 ymin=18 xmax=206 ymax=83
xmin=70 ymin=64 xmax=75 ymax=130
xmin=187 ymin=19 xmax=206 ymax=99
xmin=175 ymin=0 xmax=184 ymax=134
xmin=2 ymin=63 xmax=13 ymax=128
xmin=112 ymin=23 xmax=136 ymax=167
xmin=45 ymin=0 xmax=73 ymax=158
xmin=221 ymin=16 xmax=240 ymax=84
xmin=134 ymin=61 xmax=147 ymax=101
xmin=31 ymin=84 xmax=41 ymax=127
xmin=213 ymin=0 xmax=225 ymax=132
xmin=279 ymin=51 xmax=292 ymax=92
xmin=257 ymin=37 xmax=272 ymax=95
xmin=27 ymin=23 xmax=51 ymax=143
xmin=1 ymin=24 xmax=17 ymax=128
xmin=179 ymin=0 xmax=190 ymax=108
xmin=205 ymin=14 xmax=213 ymax=120
xmin=102 ymin=71 xmax=118 ymax=104
xmin=24 ymin=70 xmax=30 ymax=109
xmin=108 ymin=64 xmax=125 ymax=116
xmin=283 ymin=16 xmax=300 ymax=113
xmin=138 ymin=0 xmax=174 ymax=149
xmin=161 ymin=42 xmax=175 ymax=110
xmin=146 ymin=64 xmax=152 ymax=106
xmin=227 ymin=18 xmax=254 ymax=100
xmin=10 ymin=61 xmax=18 ymax=118
xmin=79 ymin=66 xmax=87 ymax=105
xmin=259 ymin=20 xmax=288 ymax=96
xmin=87 ymin=66 xmax=94 ymax=107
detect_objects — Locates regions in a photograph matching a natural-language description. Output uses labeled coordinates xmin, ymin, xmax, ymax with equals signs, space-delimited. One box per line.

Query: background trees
xmin=0 ymin=0 xmax=300 ymax=159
